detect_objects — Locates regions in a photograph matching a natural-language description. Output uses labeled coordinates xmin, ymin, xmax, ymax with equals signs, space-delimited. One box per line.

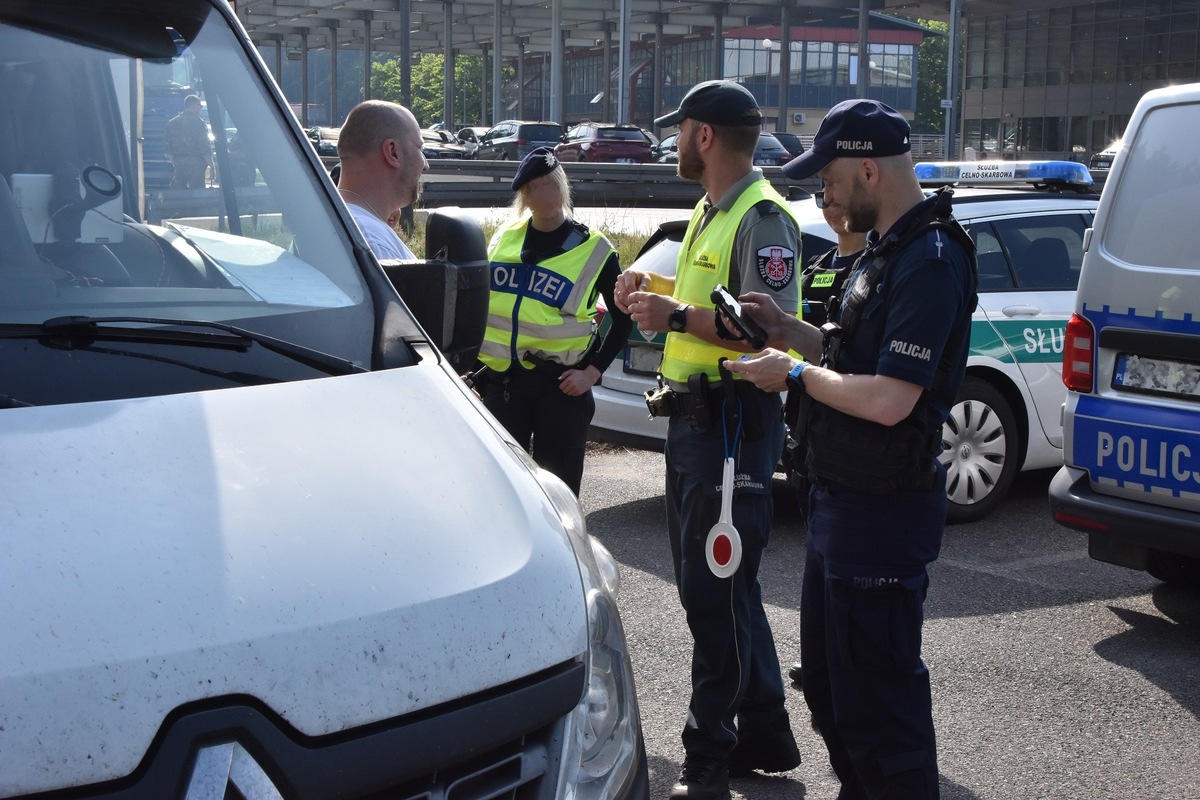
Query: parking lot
xmin=579 ymin=443 xmax=1200 ymax=799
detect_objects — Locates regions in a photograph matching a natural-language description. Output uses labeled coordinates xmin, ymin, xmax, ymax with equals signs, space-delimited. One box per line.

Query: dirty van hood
xmin=0 ymin=366 xmax=588 ymax=792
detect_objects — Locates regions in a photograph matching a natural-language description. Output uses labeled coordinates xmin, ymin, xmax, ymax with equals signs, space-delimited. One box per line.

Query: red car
xmin=554 ymin=122 xmax=653 ymax=163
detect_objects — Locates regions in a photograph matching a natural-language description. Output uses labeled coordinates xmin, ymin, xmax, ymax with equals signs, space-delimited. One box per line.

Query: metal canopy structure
xmin=235 ymin=0 xmax=1049 ymax=131
xmin=243 ymin=0 xmax=856 ymax=56
xmin=238 ymin=0 xmax=1042 ymax=56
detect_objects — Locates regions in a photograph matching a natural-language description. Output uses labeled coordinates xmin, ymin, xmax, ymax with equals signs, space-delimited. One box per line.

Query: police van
xmin=591 ymin=161 xmax=1099 ymax=523
xmin=1050 ymin=82 xmax=1200 ymax=586
xmin=0 ymin=1 xmax=648 ymax=796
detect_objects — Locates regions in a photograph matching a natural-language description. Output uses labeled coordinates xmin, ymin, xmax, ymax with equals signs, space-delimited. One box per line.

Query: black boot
xmin=668 ymin=755 xmax=731 ymax=799
xmin=728 ymin=715 xmax=801 ymax=778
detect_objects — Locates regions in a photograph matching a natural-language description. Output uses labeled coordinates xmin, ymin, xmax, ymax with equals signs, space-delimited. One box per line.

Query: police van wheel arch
xmin=941 ymin=375 xmax=1021 ymax=524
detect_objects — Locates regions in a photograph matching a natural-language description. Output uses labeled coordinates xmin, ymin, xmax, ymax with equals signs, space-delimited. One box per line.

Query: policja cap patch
xmin=782 ymin=99 xmax=911 ymax=181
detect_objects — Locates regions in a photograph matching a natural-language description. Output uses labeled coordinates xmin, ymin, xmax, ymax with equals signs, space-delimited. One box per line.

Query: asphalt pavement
xmin=579 ymin=443 xmax=1200 ymax=800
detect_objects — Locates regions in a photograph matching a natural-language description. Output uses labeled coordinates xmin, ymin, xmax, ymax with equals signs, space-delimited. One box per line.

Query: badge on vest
xmin=757 ymin=245 xmax=795 ymax=289
xmin=692 ymin=250 xmax=720 ymax=272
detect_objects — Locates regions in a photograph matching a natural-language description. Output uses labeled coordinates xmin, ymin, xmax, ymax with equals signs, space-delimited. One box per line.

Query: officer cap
xmin=654 ymin=80 xmax=764 ymax=129
xmin=782 ymin=99 xmax=910 ymax=181
xmin=511 ymin=147 xmax=562 ymax=191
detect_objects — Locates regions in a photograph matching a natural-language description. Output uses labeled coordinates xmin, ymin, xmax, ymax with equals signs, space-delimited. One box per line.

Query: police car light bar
xmin=913 ymin=160 xmax=1094 ymax=189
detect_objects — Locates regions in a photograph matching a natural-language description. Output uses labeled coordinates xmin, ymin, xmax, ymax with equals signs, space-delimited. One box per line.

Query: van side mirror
xmin=380 ymin=207 xmax=489 ymax=373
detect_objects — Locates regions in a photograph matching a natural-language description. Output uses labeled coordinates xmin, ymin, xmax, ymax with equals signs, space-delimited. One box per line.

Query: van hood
xmin=0 ymin=365 xmax=587 ymax=792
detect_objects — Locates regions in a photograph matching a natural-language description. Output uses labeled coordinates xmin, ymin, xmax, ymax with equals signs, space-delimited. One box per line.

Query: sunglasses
xmin=813 ymin=190 xmax=826 ymax=209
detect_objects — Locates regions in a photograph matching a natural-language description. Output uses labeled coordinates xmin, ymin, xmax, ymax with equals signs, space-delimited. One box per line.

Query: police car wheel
xmin=940 ymin=376 xmax=1019 ymax=524
xmin=1146 ymin=550 xmax=1200 ymax=588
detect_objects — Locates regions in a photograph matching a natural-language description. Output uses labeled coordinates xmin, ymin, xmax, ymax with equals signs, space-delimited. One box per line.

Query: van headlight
xmin=536 ymin=471 xmax=645 ymax=800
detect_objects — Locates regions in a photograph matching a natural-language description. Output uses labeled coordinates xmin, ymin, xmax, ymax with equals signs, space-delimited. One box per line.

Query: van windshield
xmin=0 ymin=2 xmax=383 ymax=405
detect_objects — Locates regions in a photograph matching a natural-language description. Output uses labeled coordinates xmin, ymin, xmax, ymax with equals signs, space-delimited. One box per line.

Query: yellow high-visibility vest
xmin=661 ymin=180 xmax=800 ymax=383
xmin=479 ymin=218 xmax=615 ymax=371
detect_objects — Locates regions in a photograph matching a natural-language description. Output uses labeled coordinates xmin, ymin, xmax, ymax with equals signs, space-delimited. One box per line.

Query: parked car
xmin=0 ymin=1 xmax=649 ymax=796
xmin=555 ymin=122 xmax=653 ymax=163
xmin=455 ymin=125 xmax=490 ymax=157
xmin=652 ymin=131 xmax=792 ymax=167
xmin=306 ymin=125 xmax=340 ymax=169
xmin=1051 ymin=83 xmax=1200 ymax=586
xmin=771 ymin=131 xmax=805 ymax=160
xmin=591 ymin=160 xmax=1100 ymax=523
xmin=475 ymin=119 xmax=563 ymax=160
xmin=753 ymin=132 xmax=792 ymax=166
xmin=421 ymin=128 xmax=470 ymax=159
xmin=652 ymin=132 xmax=679 ymax=163
xmin=1088 ymin=139 xmax=1121 ymax=171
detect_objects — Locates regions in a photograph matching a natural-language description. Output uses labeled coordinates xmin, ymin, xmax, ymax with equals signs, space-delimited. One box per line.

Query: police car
xmin=591 ymin=161 xmax=1099 ymax=523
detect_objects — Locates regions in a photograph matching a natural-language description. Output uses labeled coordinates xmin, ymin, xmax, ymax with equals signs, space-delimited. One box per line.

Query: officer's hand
xmin=626 ymin=290 xmax=673 ymax=335
xmin=613 ymin=270 xmax=644 ymax=314
xmin=738 ymin=291 xmax=812 ymax=353
xmin=723 ymin=349 xmax=798 ymax=393
xmin=559 ymin=365 xmax=601 ymax=397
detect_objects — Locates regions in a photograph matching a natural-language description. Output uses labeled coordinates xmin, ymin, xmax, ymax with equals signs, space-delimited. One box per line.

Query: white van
xmin=1050 ymin=81 xmax=1200 ymax=587
xmin=0 ymin=1 xmax=648 ymax=796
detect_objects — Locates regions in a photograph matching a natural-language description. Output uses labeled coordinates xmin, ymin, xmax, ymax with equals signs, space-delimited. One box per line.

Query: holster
xmin=643 ymin=372 xmax=764 ymax=441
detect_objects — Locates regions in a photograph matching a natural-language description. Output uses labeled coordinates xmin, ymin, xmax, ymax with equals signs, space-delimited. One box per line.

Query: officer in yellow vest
xmin=477 ymin=147 xmax=632 ymax=495
xmin=614 ymin=80 xmax=802 ymax=800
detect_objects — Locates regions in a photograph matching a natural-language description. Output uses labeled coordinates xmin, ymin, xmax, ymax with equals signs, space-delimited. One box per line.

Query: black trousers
xmin=802 ymin=471 xmax=946 ymax=799
xmin=664 ymin=388 xmax=791 ymax=760
xmin=482 ymin=366 xmax=595 ymax=495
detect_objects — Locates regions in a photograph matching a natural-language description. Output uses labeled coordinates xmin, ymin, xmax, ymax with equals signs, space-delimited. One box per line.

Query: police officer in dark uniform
xmin=727 ymin=99 xmax=977 ymax=799
xmin=615 ymin=80 xmax=802 ymax=800
xmin=477 ymin=147 xmax=632 ymax=496
xmin=785 ymin=201 xmax=868 ymax=687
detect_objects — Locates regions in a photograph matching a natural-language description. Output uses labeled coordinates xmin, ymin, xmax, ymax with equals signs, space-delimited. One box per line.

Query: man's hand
xmin=625 ymin=290 xmax=676 ymax=334
xmin=739 ymin=291 xmax=823 ymax=363
xmin=612 ymin=269 xmax=644 ymax=314
xmin=722 ymin=349 xmax=799 ymax=393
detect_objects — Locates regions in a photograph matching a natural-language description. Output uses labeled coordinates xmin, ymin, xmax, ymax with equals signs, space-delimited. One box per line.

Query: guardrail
xmin=421 ymin=159 xmax=819 ymax=208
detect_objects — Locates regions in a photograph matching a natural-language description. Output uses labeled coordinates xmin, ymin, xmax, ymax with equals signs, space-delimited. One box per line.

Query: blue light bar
xmin=913 ymin=160 xmax=1094 ymax=188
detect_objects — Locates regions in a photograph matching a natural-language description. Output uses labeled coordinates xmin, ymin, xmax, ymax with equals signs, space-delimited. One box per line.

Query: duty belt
xmin=645 ymin=377 xmax=767 ymax=440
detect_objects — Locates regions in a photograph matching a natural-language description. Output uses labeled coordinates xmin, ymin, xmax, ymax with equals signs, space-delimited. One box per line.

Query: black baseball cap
xmin=781 ymin=99 xmax=911 ymax=180
xmin=654 ymin=80 xmax=764 ymax=129
xmin=511 ymin=146 xmax=562 ymax=191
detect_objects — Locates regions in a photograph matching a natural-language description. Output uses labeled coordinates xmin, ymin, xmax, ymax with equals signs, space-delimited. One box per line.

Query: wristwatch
xmin=786 ymin=361 xmax=808 ymax=394
xmin=668 ymin=303 xmax=690 ymax=333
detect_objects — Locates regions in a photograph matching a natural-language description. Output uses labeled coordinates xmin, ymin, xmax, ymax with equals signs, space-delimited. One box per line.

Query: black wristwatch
xmin=668 ymin=303 xmax=690 ymax=333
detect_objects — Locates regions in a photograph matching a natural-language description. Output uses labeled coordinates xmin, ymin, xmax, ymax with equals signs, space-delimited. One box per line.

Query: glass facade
xmin=961 ymin=0 xmax=1199 ymax=160
xmin=555 ymin=15 xmax=925 ymax=126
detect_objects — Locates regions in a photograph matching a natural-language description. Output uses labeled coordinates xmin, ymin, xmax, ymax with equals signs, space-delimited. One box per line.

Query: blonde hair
xmin=509 ymin=166 xmax=574 ymax=218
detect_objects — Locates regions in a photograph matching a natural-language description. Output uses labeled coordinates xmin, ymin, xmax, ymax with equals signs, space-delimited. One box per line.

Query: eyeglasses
xmin=813 ymin=190 xmax=826 ymax=209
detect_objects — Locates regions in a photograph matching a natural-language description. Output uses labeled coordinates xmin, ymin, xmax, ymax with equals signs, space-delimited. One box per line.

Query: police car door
xmin=970 ymin=212 xmax=1090 ymax=449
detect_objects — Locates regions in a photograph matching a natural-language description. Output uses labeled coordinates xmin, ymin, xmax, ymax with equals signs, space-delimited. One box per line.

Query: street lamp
xmin=762 ymin=38 xmax=775 ymax=83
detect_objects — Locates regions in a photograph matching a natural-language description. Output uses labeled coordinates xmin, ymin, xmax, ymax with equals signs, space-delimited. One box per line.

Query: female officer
xmin=476 ymin=147 xmax=633 ymax=495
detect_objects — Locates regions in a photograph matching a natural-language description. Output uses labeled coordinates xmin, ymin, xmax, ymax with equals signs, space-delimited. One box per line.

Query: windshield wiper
xmin=39 ymin=315 xmax=368 ymax=376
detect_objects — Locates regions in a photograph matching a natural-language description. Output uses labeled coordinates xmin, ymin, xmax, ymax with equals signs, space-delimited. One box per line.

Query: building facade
xmin=960 ymin=0 xmax=1199 ymax=160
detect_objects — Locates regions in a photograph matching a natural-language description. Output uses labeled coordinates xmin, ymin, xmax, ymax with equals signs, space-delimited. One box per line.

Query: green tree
xmin=913 ymin=18 xmax=949 ymax=134
xmin=371 ymin=53 xmax=509 ymax=129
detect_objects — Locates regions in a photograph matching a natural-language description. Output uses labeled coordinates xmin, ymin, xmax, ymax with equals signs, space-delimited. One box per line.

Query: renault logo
xmin=184 ymin=742 xmax=284 ymax=800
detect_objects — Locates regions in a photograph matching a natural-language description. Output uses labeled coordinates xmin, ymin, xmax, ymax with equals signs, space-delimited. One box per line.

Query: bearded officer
xmin=614 ymin=80 xmax=802 ymax=800
xmin=727 ymin=99 xmax=978 ymax=799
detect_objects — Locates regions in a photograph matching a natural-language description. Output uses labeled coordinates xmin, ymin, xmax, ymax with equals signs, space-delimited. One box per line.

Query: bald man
xmin=336 ymin=100 xmax=428 ymax=259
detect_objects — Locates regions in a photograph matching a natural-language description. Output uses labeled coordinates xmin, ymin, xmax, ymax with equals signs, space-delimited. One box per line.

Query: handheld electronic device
xmin=711 ymin=284 xmax=768 ymax=350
